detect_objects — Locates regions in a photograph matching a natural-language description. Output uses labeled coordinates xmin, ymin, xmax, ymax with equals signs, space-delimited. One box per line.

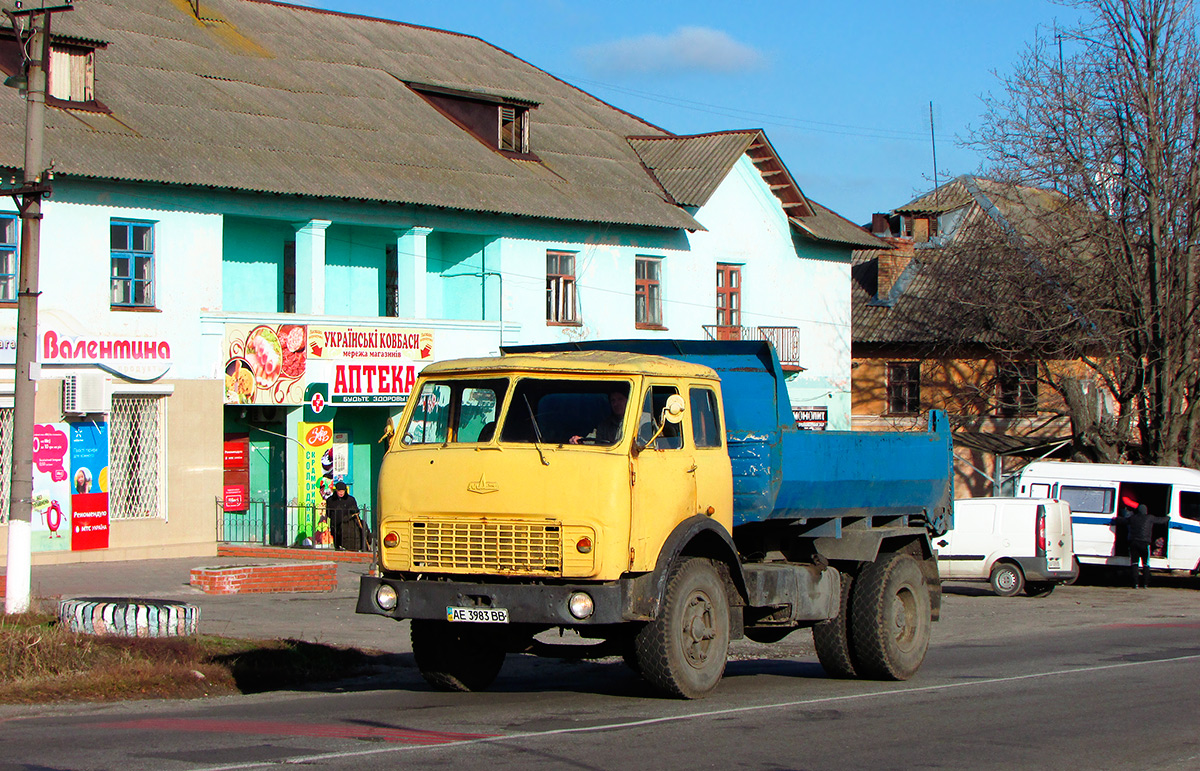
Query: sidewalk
xmin=15 ymin=553 xmax=414 ymax=655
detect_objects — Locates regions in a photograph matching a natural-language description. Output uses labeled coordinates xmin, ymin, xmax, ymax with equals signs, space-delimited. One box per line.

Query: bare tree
xmin=955 ymin=0 xmax=1200 ymax=465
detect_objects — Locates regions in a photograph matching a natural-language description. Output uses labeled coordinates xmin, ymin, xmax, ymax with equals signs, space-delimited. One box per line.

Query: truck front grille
xmin=409 ymin=519 xmax=563 ymax=575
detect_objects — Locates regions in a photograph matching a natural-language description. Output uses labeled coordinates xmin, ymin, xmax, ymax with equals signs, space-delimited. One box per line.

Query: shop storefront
xmin=220 ymin=323 xmax=432 ymax=546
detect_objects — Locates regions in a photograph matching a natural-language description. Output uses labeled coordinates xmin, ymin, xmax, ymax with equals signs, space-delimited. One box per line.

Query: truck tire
xmin=812 ymin=571 xmax=857 ymax=679
xmin=989 ymin=562 xmax=1025 ymax=597
xmin=634 ymin=557 xmax=730 ymax=699
xmin=850 ymin=553 xmax=931 ymax=681
xmin=411 ymin=619 xmax=506 ymax=692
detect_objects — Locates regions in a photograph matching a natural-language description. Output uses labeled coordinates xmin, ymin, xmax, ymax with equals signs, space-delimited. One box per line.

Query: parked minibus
xmin=1015 ymin=461 xmax=1200 ymax=574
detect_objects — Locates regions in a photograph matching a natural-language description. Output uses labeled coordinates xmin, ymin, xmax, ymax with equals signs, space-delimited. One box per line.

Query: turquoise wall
xmin=223 ymin=217 xmax=294 ymax=312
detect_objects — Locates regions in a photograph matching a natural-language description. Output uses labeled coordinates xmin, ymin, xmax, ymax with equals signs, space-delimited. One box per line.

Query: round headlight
xmin=576 ymin=536 xmax=592 ymax=554
xmin=382 ymin=531 xmax=400 ymax=548
xmin=375 ymin=584 xmax=398 ymax=610
xmin=568 ymin=591 xmax=594 ymax=619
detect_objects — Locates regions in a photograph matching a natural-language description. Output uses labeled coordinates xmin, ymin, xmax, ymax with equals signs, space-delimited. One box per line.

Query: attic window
xmin=49 ymin=44 xmax=94 ymax=103
xmin=499 ymin=105 xmax=528 ymax=153
xmin=406 ymin=81 xmax=539 ymax=160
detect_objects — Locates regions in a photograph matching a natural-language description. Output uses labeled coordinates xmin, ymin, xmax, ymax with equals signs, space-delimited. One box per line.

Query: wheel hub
xmin=682 ymin=591 xmax=716 ymax=666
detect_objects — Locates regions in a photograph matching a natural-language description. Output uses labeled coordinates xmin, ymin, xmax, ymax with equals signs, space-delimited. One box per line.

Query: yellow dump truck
xmin=357 ymin=340 xmax=953 ymax=698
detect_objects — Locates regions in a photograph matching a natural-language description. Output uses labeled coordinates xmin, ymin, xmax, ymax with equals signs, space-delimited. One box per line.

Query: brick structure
xmin=190 ymin=562 xmax=337 ymax=594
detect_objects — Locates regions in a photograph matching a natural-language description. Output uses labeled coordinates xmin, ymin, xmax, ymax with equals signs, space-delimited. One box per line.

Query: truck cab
xmin=375 ymin=351 xmax=733 ymax=584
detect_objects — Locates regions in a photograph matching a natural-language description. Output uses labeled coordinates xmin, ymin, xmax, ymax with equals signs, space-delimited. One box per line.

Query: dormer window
xmin=499 ymin=105 xmax=528 ymax=153
xmin=49 ymin=43 xmax=94 ymax=103
xmin=407 ymin=81 xmax=539 ymax=160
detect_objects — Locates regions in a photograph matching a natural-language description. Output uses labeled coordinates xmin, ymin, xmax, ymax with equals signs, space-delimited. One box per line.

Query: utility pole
xmin=4 ymin=0 xmax=73 ymax=614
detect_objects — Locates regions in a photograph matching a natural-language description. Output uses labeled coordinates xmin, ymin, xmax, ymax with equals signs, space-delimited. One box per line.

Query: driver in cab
xmin=569 ymin=390 xmax=627 ymax=444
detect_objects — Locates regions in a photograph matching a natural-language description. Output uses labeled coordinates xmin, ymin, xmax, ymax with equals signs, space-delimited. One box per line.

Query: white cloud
xmin=577 ymin=26 xmax=766 ymax=75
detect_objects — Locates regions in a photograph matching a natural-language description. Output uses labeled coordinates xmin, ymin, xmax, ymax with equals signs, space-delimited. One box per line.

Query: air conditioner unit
xmin=62 ymin=373 xmax=111 ymax=415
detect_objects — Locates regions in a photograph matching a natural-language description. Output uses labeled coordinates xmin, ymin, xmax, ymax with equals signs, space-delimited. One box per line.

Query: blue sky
xmin=292 ymin=0 xmax=1082 ymax=225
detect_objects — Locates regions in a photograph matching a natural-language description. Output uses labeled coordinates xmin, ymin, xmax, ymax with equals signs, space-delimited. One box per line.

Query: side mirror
xmin=662 ymin=394 xmax=686 ymax=424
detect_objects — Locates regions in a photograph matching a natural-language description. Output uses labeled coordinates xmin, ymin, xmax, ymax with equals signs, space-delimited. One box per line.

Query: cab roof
xmin=420 ymin=350 xmax=720 ymax=380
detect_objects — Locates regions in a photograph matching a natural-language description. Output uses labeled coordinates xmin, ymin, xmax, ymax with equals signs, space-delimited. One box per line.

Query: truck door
xmin=628 ymin=384 xmax=697 ymax=572
xmin=1171 ymin=489 xmax=1200 ymax=570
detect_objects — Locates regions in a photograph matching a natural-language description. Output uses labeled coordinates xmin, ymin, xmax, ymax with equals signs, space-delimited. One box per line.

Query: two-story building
xmin=0 ymin=0 xmax=881 ymax=564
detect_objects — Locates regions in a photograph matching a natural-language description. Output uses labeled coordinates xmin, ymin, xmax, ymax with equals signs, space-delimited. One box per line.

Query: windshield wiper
xmin=523 ymin=395 xmax=550 ymax=466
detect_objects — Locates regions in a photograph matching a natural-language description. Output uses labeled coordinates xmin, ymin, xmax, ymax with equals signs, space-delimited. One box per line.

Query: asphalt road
xmin=4 ymin=579 xmax=1200 ymax=771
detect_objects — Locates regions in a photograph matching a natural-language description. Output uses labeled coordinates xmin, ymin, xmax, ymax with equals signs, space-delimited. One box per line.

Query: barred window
xmin=109 ymin=395 xmax=165 ymax=520
xmin=0 ymin=407 xmax=11 ymax=523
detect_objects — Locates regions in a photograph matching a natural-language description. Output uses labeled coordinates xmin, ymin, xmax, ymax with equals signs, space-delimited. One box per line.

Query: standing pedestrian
xmin=326 ymin=482 xmax=363 ymax=551
xmin=1122 ymin=493 xmax=1168 ymax=588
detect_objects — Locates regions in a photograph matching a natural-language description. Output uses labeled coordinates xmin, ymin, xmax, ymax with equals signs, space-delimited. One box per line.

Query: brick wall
xmin=190 ymin=562 xmax=337 ymax=594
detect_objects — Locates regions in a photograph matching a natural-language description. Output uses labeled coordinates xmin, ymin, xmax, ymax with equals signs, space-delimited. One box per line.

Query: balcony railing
xmin=702 ymin=325 xmax=803 ymax=370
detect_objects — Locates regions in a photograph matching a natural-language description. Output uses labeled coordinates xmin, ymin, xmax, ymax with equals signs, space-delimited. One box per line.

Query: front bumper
xmin=357 ymin=575 xmax=638 ymax=626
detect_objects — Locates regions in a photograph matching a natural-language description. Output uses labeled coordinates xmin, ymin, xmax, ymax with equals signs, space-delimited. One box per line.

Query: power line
xmin=558 ymin=73 xmax=941 ymax=142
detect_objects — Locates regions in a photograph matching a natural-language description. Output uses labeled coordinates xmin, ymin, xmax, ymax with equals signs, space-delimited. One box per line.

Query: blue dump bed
xmin=504 ymin=340 xmax=954 ymax=535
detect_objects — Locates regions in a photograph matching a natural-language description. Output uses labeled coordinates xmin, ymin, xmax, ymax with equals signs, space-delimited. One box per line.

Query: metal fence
xmin=216 ymin=499 xmax=373 ymax=551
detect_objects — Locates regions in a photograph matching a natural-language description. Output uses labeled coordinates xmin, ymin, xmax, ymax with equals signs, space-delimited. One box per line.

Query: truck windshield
xmin=500 ymin=379 xmax=631 ymax=446
xmin=402 ymin=379 xmax=508 ymax=445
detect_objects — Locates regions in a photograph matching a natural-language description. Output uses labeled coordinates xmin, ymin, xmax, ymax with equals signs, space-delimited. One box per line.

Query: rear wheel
xmin=634 ymin=558 xmax=730 ymax=699
xmin=812 ymin=570 xmax=857 ymax=678
xmin=411 ymin=619 xmax=506 ymax=692
xmin=850 ymin=553 xmax=932 ymax=681
xmin=989 ymin=562 xmax=1025 ymax=597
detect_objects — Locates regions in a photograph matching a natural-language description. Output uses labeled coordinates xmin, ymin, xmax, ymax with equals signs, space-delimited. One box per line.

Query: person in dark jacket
xmin=1121 ymin=493 xmax=1169 ymax=588
xmin=326 ymin=482 xmax=363 ymax=551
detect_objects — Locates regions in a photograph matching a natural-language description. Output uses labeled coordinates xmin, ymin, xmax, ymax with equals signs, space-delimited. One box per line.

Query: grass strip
xmin=0 ymin=611 xmax=380 ymax=704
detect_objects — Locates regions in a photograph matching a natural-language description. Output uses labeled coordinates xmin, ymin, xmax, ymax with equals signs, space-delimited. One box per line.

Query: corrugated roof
xmin=853 ymin=177 xmax=1077 ymax=344
xmin=629 ymin=130 xmax=886 ymax=249
xmin=0 ymin=0 xmax=700 ymax=230
xmin=627 ymin=131 xmax=757 ymax=207
xmin=894 ymin=176 xmax=975 ymax=214
xmin=793 ymin=200 xmax=889 ymax=249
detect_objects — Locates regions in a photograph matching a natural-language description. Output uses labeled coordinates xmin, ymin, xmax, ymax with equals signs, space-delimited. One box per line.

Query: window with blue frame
xmin=0 ymin=214 xmax=17 ymax=302
xmin=111 ymin=220 xmax=155 ymax=308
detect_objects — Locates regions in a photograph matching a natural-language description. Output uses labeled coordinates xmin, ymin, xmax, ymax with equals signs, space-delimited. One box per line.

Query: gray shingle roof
xmin=0 ymin=0 xmax=701 ymax=230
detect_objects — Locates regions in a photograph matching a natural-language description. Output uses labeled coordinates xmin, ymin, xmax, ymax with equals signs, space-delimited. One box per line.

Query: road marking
xmin=90 ymin=718 xmax=494 ymax=745
xmin=178 ymin=652 xmax=1200 ymax=771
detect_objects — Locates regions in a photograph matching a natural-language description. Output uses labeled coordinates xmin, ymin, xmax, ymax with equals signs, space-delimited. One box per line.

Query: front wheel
xmin=850 ymin=553 xmax=932 ymax=681
xmin=634 ymin=558 xmax=730 ymax=699
xmin=411 ymin=620 xmax=506 ymax=692
xmin=989 ymin=562 xmax=1025 ymax=597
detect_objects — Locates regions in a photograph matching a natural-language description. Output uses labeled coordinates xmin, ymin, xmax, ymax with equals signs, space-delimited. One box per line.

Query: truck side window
xmin=640 ymin=386 xmax=682 ymax=449
xmin=401 ymin=379 xmax=508 ymax=445
xmin=1059 ymin=485 xmax=1115 ymax=514
xmin=404 ymin=383 xmax=452 ymax=444
xmin=1179 ymin=491 xmax=1200 ymax=522
xmin=690 ymin=387 xmax=721 ymax=448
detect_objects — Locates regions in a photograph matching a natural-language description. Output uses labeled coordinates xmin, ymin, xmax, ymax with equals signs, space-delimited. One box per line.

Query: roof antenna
xmin=929 ymin=101 xmax=938 ymax=205
xmin=189 ymin=0 xmax=201 ymax=19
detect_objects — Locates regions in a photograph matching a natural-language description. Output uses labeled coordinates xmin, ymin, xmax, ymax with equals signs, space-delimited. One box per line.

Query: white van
xmin=1016 ymin=461 xmax=1200 ymax=575
xmin=935 ymin=497 xmax=1077 ymax=596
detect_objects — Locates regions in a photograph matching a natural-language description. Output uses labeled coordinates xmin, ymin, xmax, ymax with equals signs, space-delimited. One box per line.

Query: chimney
xmin=876 ymin=243 xmax=915 ymax=300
